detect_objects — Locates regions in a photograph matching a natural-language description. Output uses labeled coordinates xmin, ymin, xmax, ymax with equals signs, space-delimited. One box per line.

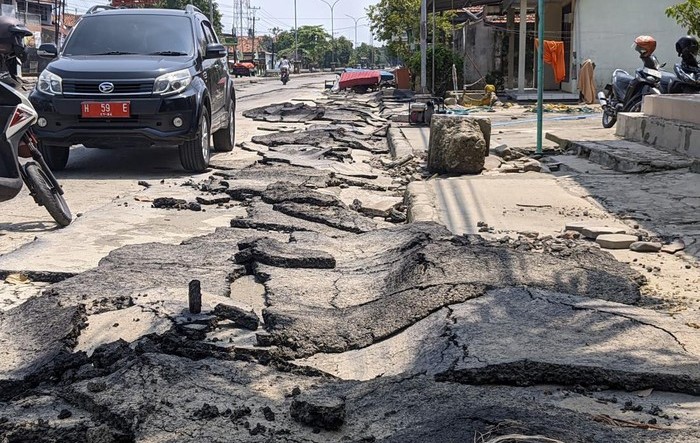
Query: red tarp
xmin=338 ymin=70 xmax=381 ymax=89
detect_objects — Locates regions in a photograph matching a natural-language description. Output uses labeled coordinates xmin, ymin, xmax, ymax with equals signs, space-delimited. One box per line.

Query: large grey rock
xmin=428 ymin=115 xmax=490 ymax=174
xmin=234 ymin=237 xmax=336 ymax=269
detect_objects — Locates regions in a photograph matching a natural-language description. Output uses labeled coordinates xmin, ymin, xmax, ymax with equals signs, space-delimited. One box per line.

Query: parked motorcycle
xmin=0 ymin=17 xmax=71 ymax=227
xmin=667 ymin=36 xmax=700 ymax=94
xmin=598 ymin=36 xmax=663 ymax=128
xmin=281 ymin=67 xmax=290 ymax=85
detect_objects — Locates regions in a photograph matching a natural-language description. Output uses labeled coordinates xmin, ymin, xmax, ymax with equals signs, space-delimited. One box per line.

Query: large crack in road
xmin=1 ymin=79 xmax=699 ymax=442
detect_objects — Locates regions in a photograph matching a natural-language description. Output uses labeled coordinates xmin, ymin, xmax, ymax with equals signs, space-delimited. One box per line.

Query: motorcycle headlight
xmin=153 ymin=69 xmax=192 ymax=95
xmin=37 ymin=70 xmax=62 ymax=95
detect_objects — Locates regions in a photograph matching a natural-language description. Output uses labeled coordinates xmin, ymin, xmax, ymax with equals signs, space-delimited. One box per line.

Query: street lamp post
xmin=294 ymin=0 xmax=298 ymax=64
xmin=318 ymin=0 xmax=341 ymax=67
xmin=345 ymin=14 xmax=365 ymax=50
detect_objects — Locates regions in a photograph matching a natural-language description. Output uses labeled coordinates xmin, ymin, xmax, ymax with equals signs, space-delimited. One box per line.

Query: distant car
xmin=230 ymin=62 xmax=256 ymax=77
xmin=29 ymin=4 xmax=236 ymax=172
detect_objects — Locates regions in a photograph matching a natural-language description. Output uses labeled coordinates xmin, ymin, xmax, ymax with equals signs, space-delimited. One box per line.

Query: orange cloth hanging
xmin=535 ymin=39 xmax=567 ymax=84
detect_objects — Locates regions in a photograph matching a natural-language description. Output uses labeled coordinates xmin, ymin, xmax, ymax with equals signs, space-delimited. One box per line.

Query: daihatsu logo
xmin=99 ymin=82 xmax=114 ymax=93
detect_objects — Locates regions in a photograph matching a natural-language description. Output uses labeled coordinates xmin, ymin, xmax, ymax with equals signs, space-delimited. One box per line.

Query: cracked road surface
xmin=1 ymin=75 xmax=699 ymax=442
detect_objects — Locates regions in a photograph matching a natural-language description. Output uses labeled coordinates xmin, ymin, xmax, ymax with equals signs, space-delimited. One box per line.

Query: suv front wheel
xmin=38 ymin=142 xmax=70 ymax=171
xmin=179 ymin=108 xmax=210 ymax=172
xmin=213 ymin=104 xmax=235 ymax=152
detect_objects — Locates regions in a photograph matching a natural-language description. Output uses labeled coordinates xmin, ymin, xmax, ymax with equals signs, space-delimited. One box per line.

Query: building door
xmin=561 ymin=2 xmax=573 ymax=83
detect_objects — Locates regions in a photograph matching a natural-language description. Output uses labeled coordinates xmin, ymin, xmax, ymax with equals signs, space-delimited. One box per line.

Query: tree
xmin=332 ymin=36 xmax=354 ymax=66
xmin=157 ymin=0 xmax=223 ymax=34
xmin=366 ymin=0 xmax=454 ymax=63
xmin=408 ymin=44 xmax=463 ymax=96
xmin=666 ymin=0 xmax=700 ymax=36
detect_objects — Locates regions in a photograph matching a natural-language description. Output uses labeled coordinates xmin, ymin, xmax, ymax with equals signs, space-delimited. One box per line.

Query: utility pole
xmin=319 ymin=0 xmax=341 ymax=67
xmin=420 ymin=0 xmax=427 ymax=92
xmin=208 ymin=0 xmax=213 ymax=23
xmin=294 ymin=0 xmax=298 ymax=63
xmin=271 ymin=27 xmax=281 ymax=69
xmin=250 ymin=7 xmax=259 ymax=55
xmin=345 ymin=14 xmax=364 ymax=50
xmin=53 ymin=0 xmax=58 ymax=46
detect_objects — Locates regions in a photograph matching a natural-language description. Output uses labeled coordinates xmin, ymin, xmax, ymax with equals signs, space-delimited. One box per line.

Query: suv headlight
xmin=37 ymin=70 xmax=62 ymax=95
xmin=153 ymin=69 xmax=192 ymax=95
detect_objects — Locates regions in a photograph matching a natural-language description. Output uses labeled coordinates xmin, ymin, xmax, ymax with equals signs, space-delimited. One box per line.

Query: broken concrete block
xmin=428 ymin=115 xmax=489 ymax=175
xmin=596 ymin=234 xmax=639 ymax=250
xmin=661 ymin=239 xmax=686 ymax=254
xmin=521 ymin=159 xmax=543 ymax=172
xmin=630 ymin=241 xmax=662 ymax=253
xmin=290 ymin=394 xmax=345 ymax=430
xmin=564 ymin=221 xmax=590 ymax=233
xmin=581 ymin=226 xmax=627 ymax=240
xmin=213 ymin=304 xmax=260 ymax=331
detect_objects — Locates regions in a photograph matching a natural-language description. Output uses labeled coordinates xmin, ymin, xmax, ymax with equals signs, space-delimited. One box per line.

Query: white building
xmin=433 ymin=0 xmax=688 ymax=98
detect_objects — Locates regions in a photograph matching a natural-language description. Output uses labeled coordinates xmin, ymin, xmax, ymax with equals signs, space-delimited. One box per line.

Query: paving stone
xmin=661 ymin=239 xmax=686 ymax=254
xmin=581 ymin=226 xmax=627 ymax=239
xmin=596 ymin=234 xmax=639 ymax=250
xmin=629 ymin=241 xmax=662 ymax=253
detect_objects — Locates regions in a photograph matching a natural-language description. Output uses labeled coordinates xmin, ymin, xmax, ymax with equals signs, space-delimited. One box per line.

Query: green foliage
xmin=408 ymin=44 xmax=463 ymax=96
xmin=366 ymin=0 xmax=455 ymax=63
xmin=666 ymin=0 xmax=700 ymax=36
xmin=485 ymin=71 xmax=505 ymax=91
xmin=157 ymin=0 xmax=223 ymax=34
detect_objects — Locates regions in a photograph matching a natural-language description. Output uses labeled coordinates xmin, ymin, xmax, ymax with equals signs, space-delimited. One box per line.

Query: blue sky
xmin=65 ymin=0 xmax=379 ymax=46
xmin=224 ymin=0 xmax=378 ymax=46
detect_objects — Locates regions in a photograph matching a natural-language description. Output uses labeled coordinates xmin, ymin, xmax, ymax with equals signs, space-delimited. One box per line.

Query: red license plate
xmin=81 ymin=101 xmax=130 ymax=118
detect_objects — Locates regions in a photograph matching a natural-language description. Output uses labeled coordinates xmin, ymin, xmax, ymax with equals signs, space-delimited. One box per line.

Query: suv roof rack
xmin=85 ymin=5 xmax=117 ymax=14
xmin=185 ymin=4 xmax=203 ymax=15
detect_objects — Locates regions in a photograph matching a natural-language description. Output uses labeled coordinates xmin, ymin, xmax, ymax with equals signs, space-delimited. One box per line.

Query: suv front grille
xmin=63 ymin=80 xmax=154 ymax=96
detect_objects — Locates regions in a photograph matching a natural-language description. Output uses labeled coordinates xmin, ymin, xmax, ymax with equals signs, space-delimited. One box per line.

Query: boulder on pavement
xmin=428 ymin=115 xmax=490 ymax=175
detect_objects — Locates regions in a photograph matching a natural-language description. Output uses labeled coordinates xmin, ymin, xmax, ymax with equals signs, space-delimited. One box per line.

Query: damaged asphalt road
xmin=1 ymin=87 xmax=700 ymax=442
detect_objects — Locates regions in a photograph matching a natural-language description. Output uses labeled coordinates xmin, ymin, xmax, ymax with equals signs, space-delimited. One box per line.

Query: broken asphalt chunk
xmin=290 ymin=393 xmax=345 ymax=431
xmin=234 ymin=237 xmax=336 ymax=269
xmin=213 ymin=304 xmax=260 ymax=331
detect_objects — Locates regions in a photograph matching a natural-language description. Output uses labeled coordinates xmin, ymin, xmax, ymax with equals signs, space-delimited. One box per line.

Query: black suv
xmin=29 ymin=5 xmax=235 ymax=172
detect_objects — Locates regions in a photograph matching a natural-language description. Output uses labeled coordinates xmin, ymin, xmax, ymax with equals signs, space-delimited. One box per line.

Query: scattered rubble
xmin=596 ymin=234 xmax=639 ymax=250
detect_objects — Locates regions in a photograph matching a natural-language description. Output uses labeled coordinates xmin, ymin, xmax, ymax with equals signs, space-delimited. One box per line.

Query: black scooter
xmin=598 ymin=55 xmax=662 ymax=128
xmin=0 ymin=77 xmax=71 ymax=226
xmin=280 ymin=67 xmax=290 ymax=85
xmin=668 ymin=36 xmax=700 ymax=94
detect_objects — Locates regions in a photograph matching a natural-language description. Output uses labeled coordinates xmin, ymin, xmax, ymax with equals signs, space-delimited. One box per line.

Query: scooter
xmin=598 ymin=36 xmax=662 ymax=128
xmin=0 ymin=77 xmax=72 ymax=226
xmin=667 ymin=36 xmax=700 ymax=94
xmin=280 ymin=67 xmax=289 ymax=85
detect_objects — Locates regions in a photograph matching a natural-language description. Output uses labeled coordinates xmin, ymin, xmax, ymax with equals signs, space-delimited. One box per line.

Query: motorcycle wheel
xmin=602 ymin=110 xmax=617 ymax=128
xmin=24 ymin=162 xmax=72 ymax=227
xmin=629 ymin=101 xmax=642 ymax=113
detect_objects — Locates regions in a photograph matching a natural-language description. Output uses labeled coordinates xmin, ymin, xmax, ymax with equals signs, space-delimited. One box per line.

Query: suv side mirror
xmin=204 ymin=43 xmax=226 ymax=60
xmin=37 ymin=43 xmax=58 ymax=59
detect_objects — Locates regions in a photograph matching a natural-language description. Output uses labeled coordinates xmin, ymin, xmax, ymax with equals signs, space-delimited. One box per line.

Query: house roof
xmin=236 ymin=36 xmax=266 ymax=53
xmin=62 ymin=13 xmax=81 ymax=29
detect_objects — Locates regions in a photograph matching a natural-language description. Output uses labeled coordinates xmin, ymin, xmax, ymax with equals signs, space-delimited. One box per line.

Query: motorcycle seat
xmin=613 ymin=70 xmax=633 ymax=100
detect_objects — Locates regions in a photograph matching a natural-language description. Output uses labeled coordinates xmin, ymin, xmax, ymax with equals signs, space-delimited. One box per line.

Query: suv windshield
xmin=63 ymin=15 xmax=194 ymax=56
